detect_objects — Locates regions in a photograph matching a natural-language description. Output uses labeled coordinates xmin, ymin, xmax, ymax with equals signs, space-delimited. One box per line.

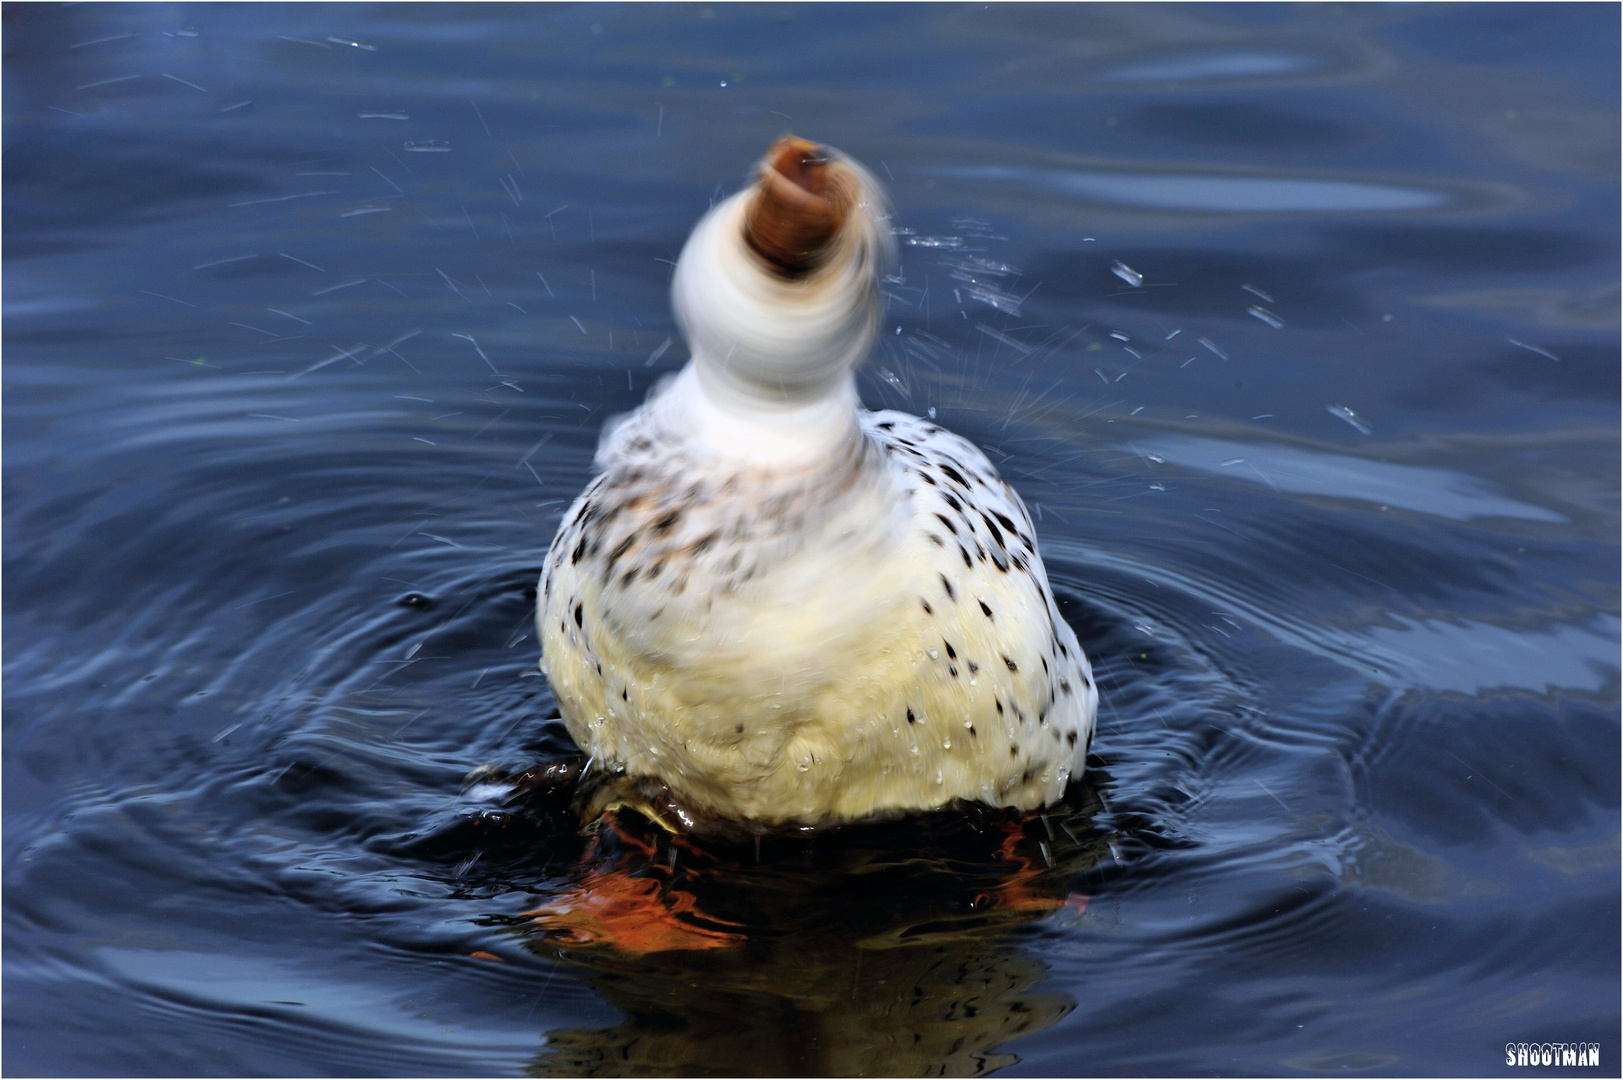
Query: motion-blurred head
xmin=670 ymin=137 xmax=895 ymax=404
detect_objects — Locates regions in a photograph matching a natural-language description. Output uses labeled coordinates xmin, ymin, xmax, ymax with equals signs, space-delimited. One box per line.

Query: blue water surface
xmin=4 ymin=3 xmax=1618 ymax=1076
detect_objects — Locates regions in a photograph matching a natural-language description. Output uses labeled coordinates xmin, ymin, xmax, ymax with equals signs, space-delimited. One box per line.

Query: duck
xmin=537 ymin=136 xmax=1097 ymax=827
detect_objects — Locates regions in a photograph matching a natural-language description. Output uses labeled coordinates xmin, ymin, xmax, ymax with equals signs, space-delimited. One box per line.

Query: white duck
xmin=538 ymin=137 xmax=1096 ymax=826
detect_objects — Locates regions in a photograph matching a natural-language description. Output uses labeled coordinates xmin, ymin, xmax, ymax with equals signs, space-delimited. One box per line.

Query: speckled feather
xmin=539 ymin=405 xmax=1096 ymax=826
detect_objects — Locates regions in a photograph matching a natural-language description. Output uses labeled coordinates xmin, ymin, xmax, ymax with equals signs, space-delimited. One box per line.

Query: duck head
xmin=670 ymin=137 xmax=895 ymax=407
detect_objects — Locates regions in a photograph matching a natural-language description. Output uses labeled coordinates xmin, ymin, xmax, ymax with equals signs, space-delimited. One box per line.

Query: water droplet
xmin=1326 ymin=404 xmax=1373 ymax=434
xmin=1111 ymin=261 xmax=1143 ymax=287
xmin=1247 ymin=305 xmax=1284 ymax=329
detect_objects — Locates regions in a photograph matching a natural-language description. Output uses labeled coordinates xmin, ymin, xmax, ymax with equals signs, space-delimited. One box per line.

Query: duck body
xmin=538 ymin=139 xmax=1096 ymax=826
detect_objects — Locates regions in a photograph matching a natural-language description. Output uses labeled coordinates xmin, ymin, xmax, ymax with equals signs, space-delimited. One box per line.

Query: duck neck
xmin=653 ymin=359 xmax=864 ymax=471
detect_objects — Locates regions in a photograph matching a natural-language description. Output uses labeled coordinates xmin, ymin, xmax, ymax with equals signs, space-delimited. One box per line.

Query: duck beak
xmin=744 ymin=136 xmax=847 ymax=278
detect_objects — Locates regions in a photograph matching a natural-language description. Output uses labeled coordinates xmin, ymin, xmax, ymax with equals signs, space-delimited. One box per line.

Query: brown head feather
xmin=744 ymin=137 xmax=847 ymax=278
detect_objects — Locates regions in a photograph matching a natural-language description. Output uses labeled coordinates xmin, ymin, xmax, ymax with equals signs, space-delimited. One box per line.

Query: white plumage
xmin=538 ymin=138 xmax=1096 ymax=826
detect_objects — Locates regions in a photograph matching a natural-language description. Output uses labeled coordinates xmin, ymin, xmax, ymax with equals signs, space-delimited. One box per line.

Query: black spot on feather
xmin=605 ymin=533 xmax=636 ymax=572
xmin=978 ymin=511 xmax=1006 ymax=549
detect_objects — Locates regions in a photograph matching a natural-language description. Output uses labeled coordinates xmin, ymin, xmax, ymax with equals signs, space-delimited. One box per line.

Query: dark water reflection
xmin=516 ymin=799 xmax=1106 ymax=1077
xmin=4 ymin=3 xmax=1618 ymax=1076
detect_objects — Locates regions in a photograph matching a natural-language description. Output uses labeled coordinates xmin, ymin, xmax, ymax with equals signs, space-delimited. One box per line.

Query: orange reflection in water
xmin=519 ymin=785 xmax=1106 ymax=1077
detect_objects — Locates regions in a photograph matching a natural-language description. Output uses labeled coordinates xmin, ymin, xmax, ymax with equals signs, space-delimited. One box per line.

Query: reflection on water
xmin=523 ymin=799 xmax=1105 ymax=1077
xmin=1131 ymin=433 xmax=1566 ymax=521
xmin=4 ymin=2 xmax=1617 ymax=1076
xmin=1365 ymin=614 xmax=1620 ymax=697
xmin=928 ymin=165 xmax=1456 ymax=214
xmin=1102 ymin=50 xmax=1323 ymax=83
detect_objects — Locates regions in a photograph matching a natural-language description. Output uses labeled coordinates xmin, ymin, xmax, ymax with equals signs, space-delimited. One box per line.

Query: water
xmin=5 ymin=4 xmax=1617 ymax=1075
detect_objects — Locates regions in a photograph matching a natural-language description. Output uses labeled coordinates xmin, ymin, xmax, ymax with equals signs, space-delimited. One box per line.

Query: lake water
xmin=4 ymin=3 xmax=1618 ymax=1076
